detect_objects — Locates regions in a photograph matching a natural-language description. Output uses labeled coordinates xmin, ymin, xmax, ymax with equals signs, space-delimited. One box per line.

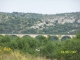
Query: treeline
xmin=0 ymin=32 xmax=80 ymax=60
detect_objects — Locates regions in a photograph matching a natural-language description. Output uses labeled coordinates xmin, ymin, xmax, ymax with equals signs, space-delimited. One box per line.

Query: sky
xmin=0 ymin=0 xmax=80 ymax=14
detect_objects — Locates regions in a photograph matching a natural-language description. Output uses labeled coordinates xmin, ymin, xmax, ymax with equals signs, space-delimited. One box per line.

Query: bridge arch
xmin=22 ymin=35 xmax=31 ymax=38
xmin=61 ymin=36 xmax=71 ymax=41
xmin=48 ymin=35 xmax=59 ymax=41
xmin=35 ymin=35 xmax=47 ymax=40
xmin=10 ymin=35 xmax=18 ymax=38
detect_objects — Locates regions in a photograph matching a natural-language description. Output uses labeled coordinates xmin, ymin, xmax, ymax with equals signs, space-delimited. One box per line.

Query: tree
xmin=48 ymin=35 xmax=59 ymax=41
xmin=0 ymin=35 xmax=10 ymax=43
xmin=76 ymin=31 xmax=80 ymax=39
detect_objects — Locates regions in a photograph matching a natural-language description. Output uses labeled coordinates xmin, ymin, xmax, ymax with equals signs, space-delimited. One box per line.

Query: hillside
xmin=0 ymin=12 xmax=80 ymax=34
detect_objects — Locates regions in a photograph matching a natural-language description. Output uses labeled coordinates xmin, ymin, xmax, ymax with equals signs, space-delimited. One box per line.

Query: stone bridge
xmin=0 ymin=34 xmax=76 ymax=40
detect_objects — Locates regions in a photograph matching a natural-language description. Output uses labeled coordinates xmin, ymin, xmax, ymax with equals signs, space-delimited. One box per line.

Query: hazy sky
xmin=0 ymin=0 xmax=80 ymax=14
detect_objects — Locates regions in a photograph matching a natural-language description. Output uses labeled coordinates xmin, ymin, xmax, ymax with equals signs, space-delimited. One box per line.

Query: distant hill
xmin=0 ymin=12 xmax=80 ymax=34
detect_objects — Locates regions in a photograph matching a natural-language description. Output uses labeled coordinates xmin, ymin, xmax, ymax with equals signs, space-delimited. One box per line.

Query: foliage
xmin=0 ymin=32 xmax=80 ymax=60
xmin=0 ymin=12 xmax=80 ymax=34
xmin=76 ymin=31 xmax=80 ymax=39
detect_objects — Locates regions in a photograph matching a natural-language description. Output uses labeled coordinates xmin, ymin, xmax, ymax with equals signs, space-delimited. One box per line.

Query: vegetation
xmin=0 ymin=11 xmax=80 ymax=60
xmin=0 ymin=12 xmax=80 ymax=34
xmin=0 ymin=32 xmax=80 ymax=60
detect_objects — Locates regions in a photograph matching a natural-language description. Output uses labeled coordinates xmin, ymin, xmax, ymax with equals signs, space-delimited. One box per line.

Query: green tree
xmin=76 ymin=31 xmax=80 ymax=39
